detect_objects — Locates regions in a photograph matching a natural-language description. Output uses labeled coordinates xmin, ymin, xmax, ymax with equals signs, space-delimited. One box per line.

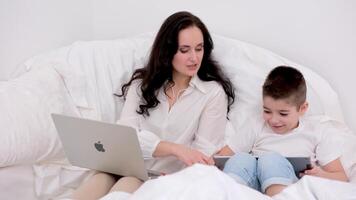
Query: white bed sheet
xmin=274 ymin=175 xmax=356 ymax=200
xmin=0 ymin=165 xmax=37 ymax=200
xmin=33 ymin=162 xmax=95 ymax=200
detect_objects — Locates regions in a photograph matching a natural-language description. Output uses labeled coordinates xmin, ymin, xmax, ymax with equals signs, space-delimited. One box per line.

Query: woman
xmin=72 ymin=11 xmax=235 ymax=199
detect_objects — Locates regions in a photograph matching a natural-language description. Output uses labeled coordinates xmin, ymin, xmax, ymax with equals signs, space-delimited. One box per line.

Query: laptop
xmin=51 ymin=113 xmax=161 ymax=181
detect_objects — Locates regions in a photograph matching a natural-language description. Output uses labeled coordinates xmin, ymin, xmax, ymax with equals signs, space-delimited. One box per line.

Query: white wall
xmin=0 ymin=0 xmax=93 ymax=79
xmin=1 ymin=0 xmax=356 ymax=131
xmin=91 ymin=0 xmax=356 ymax=131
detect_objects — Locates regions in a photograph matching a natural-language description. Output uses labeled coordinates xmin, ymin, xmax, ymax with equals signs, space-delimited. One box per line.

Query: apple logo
xmin=94 ymin=141 xmax=105 ymax=152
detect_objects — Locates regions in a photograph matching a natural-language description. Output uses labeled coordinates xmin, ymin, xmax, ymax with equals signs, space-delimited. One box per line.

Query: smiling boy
xmin=218 ymin=66 xmax=348 ymax=196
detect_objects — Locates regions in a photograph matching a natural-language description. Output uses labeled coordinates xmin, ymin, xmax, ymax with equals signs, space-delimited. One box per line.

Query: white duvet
xmin=100 ymin=164 xmax=356 ymax=200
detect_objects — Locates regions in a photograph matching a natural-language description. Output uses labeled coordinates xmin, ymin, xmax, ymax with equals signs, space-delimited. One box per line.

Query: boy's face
xmin=262 ymin=96 xmax=308 ymax=134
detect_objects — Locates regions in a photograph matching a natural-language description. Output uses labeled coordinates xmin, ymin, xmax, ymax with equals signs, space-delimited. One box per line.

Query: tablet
xmin=213 ymin=155 xmax=231 ymax=170
xmin=286 ymin=157 xmax=312 ymax=177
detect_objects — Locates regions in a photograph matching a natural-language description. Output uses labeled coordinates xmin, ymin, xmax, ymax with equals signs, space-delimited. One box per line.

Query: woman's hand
xmin=172 ymin=144 xmax=214 ymax=166
xmin=153 ymin=141 xmax=214 ymax=166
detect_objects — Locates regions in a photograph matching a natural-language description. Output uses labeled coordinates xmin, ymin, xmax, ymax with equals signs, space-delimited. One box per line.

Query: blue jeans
xmin=223 ymin=152 xmax=298 ymax=193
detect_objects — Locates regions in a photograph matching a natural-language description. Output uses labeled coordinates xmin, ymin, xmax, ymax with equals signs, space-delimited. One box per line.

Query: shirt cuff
xmin=137 ymin=129 xmax=161 ymax=158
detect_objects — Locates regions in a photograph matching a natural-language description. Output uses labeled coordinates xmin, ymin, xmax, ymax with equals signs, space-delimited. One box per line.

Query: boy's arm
xmin=302 ymin=157 xmax=348 ymax=182
xmin=216 ymin=145 xmax=235 ymax=156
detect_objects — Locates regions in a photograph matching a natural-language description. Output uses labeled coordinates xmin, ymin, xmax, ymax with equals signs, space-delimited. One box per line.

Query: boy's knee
xmin=227 ymin=152 xmax=256 ymax=165
xmin=257 ymin=152 xmax=285 ymax=168
xmin=223 ymin=152 xmax=256 ymax=173
xmin=223 ymin=153 xmax=259 ymax=189
xmin=257 ymin=152 xmax=291 ymax=177
xmin=257 ymin=153 xmax=297 ymax=191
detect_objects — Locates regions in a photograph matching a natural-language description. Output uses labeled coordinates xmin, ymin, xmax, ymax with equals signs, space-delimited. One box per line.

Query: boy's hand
xmin=300 ymin=165 xmax=325 ymax=178
xmin=216 ymin=145 xmax=235 ymax=156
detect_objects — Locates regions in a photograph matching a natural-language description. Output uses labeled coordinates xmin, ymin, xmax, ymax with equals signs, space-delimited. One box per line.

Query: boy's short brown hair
xmin=263 ymin=66 xmax=306 ymax=107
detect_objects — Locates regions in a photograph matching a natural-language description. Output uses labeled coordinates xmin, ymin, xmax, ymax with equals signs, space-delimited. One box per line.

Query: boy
xmin=218 ymin=66 xmax=348 ymax=196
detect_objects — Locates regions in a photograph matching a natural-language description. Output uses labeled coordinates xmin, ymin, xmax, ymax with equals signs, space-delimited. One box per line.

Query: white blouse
xmin=118 ymin=75 xmax=228 ymax=173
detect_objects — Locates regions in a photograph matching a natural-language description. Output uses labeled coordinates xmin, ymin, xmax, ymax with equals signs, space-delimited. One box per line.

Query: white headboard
xmin=1 ymin=0 xmax=356 ymax=132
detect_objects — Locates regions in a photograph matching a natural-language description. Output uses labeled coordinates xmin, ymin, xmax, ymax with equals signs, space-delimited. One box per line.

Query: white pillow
xmin=24 ymin=34 xmax=153 ymax=123
xmin=212 ymin=34 xmax=344 ymax=122
xmin=25 ymin=33 xmax=345 ymax=125
xmin=0 ymin=65 xmax=78 ymax=167
xmin=201 ymin=35 xmax=346 ymax=143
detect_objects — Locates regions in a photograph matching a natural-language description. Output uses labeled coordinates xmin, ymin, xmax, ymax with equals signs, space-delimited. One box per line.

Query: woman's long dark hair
xmin=116 ymin=11 xmax=235 ymax=117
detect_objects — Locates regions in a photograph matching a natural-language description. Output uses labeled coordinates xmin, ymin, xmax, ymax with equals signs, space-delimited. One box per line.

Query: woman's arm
xmin=120 ymin=81 xmax=212 ymax=165
xmin=191 ymin=86 xmax=228 ymax=157
xmin=303 ymin=157 xmax=349 ymax=182
xmin=119 ymin=81 xmax=162 ymax=158
xmin=153 ymin=141 xmax=214 ymax=166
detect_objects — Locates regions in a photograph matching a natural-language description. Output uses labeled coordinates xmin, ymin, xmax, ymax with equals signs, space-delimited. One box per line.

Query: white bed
xmin=1 ymin=33 xmax=355 ymax=199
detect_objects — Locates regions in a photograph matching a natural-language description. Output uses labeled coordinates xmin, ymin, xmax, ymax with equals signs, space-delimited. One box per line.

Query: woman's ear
xmin=299 ymin=101 xmax=309 ymax=115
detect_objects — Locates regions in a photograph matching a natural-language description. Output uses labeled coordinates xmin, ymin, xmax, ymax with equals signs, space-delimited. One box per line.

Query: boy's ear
xmin=299 ymin=101 xmax=309 ymax=114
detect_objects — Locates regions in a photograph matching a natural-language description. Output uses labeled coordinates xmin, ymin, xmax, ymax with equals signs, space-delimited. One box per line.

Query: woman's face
xmin=172 ymin=26 xmax=204 ymax=81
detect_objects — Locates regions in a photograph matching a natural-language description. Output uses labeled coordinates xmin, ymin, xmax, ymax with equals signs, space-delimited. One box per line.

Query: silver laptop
xmin=51 ymin=113 xmax=160 ymax=181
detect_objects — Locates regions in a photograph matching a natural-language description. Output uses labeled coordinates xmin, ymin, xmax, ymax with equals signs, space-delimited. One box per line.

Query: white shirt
xmin=227 ymin=115 xmax=344 ymax=166
xmin=118 ymin=76 xmax=228 ymax=173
